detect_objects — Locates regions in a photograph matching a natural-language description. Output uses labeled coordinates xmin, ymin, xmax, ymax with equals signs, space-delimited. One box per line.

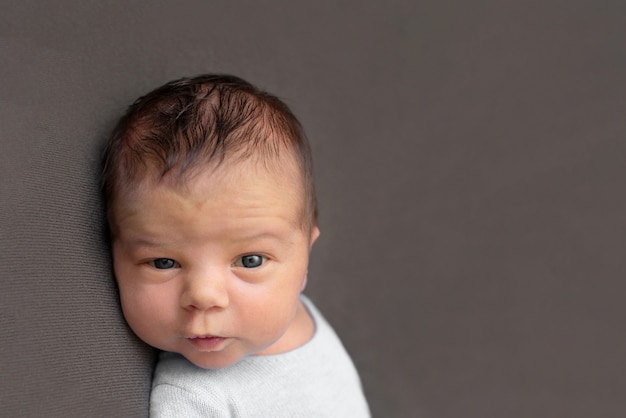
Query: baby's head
xmin=103 ymin=74 xmax=317 ymax=233
xmin=102 ymin=75 xmax=320 ymax=369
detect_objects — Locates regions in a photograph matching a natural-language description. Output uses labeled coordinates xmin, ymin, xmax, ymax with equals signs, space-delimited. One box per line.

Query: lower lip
xmin=188 ymin=336 xmax=227 ymax=351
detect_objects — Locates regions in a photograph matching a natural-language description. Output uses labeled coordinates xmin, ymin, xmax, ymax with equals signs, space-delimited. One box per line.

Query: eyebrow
xmin=227 ymin=231 xmax=292 ymax=246
xmin=123 ymin=237 xmax=171 ymax=248
xmin=122 ymin=231 xmax=291 ymax=248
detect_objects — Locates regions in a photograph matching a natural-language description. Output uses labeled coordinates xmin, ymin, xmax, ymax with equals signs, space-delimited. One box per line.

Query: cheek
xmin=118 ymin=282 xmax=176 ymax=340
xmin=119 ymin=287 xmax=150 ymax=327
xmin=120 ymin=296 xmax=171 ymax=351
xmin=112 ymin=248 xmax=171 ymax=323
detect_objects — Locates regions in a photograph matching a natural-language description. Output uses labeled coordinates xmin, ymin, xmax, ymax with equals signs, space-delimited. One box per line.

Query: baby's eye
xmin=150 ymin=258 xmax=178 ymax=269
xmin=235 ymin=255 xmax=265 ymax=269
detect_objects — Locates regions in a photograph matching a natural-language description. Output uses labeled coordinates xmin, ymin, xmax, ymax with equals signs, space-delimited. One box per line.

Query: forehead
xmin=173 ymin=153 xmax=304 ymax=202
xmin=111 ymin=156 xmax=306 ymax=230
xmin=186 ymin=158 xmax=302 ymax=206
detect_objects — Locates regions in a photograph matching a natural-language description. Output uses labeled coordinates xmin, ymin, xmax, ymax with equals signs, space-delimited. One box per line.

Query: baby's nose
xmin=180 ymin=268 xmax=230 ymax=311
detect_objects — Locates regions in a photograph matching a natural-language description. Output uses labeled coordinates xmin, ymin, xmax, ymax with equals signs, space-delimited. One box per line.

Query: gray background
xmin=1 ymin=1 xmax=625 ymax=417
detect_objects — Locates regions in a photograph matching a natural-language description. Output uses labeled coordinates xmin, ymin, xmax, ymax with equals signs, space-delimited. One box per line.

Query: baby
xmin=102 ymin=74 xmax=370 ymax=417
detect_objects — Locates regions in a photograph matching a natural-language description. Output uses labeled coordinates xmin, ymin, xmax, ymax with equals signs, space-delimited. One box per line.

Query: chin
xmin=184 ymin=351 xmax=243 ymax=370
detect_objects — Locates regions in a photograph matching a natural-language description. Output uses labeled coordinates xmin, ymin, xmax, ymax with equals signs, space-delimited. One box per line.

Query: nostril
xmin=181 ymin=288 xmax=229 ymax=311
xmin=180 ymin=270 xmax=230 ymax=310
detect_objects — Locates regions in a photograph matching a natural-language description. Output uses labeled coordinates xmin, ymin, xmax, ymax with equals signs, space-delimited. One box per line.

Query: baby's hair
xmin=102 ymin=74 xmax=317 ymax=230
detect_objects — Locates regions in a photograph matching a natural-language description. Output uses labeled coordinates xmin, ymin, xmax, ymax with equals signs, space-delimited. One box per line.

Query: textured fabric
xmin=150 ymin=295 xmax=370 ymax=417
xmin=0 ymin=49 xmax=156 ymax=417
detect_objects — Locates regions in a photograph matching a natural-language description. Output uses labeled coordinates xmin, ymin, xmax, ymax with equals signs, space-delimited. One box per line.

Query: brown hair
xmin=102 ymin=74 xmax=317 ymax=230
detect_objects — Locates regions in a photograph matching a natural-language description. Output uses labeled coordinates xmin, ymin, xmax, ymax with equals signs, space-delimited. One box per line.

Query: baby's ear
xmin=301 ymin=270 xmax=308 ymax=291
xmin=309 ymin=226 xmax=320 ymax=248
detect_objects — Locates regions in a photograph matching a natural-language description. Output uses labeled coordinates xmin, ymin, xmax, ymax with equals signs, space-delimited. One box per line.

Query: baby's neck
xmin=255 ymin=299 xmax=315 ymax=356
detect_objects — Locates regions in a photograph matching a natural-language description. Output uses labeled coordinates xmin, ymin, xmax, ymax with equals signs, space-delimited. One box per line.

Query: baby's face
xmin=110 ymin=160 xmax=318 ymax=369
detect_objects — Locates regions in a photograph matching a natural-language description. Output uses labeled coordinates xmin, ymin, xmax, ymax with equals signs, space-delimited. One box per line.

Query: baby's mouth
xmin=187 ymin=335 xmax=227 ymax=351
